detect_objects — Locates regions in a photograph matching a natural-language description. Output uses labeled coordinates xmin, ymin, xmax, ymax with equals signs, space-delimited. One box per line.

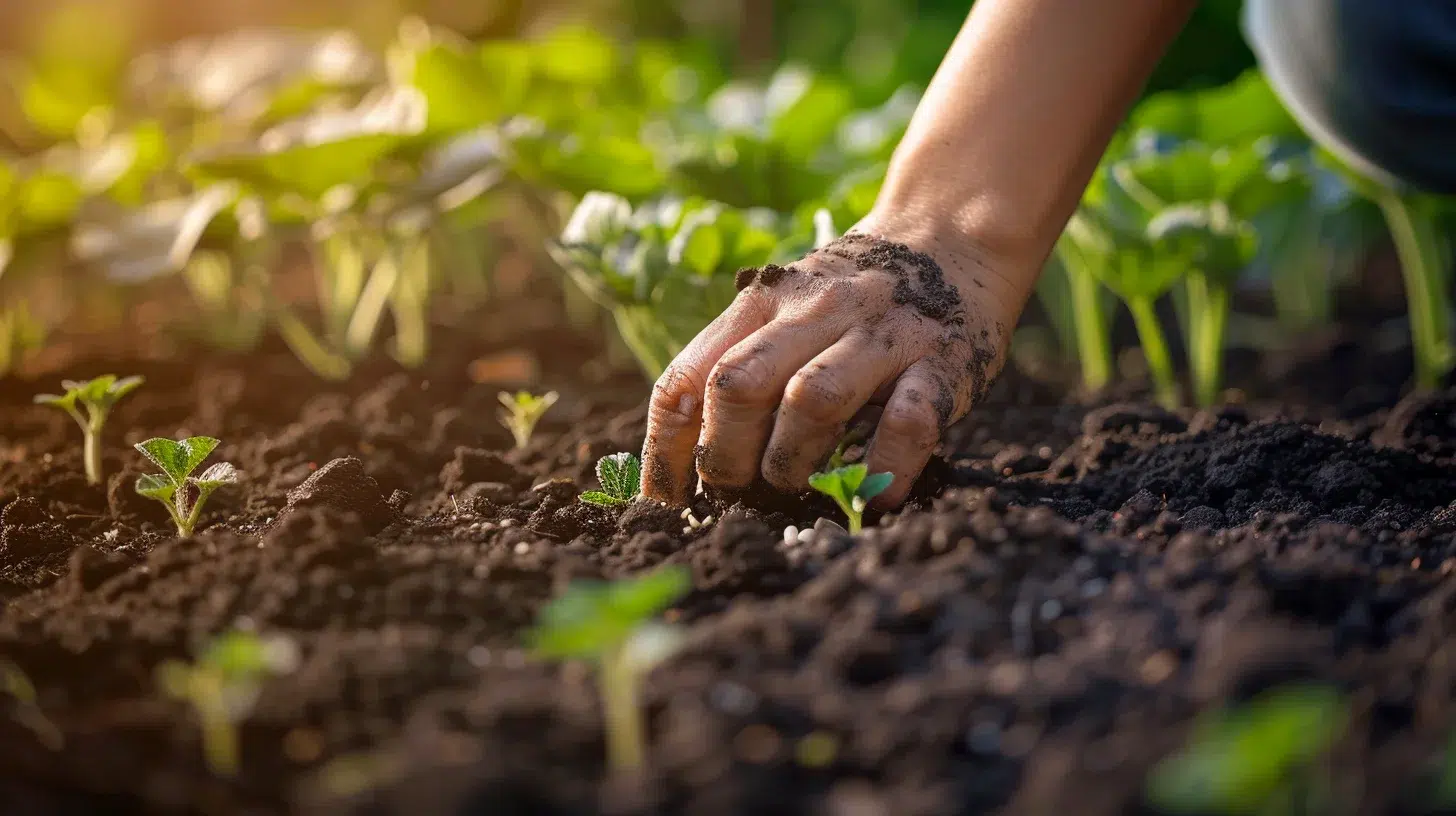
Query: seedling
xmin=526 ymin=567 xmax=691 ymax=771
xmin=497 ymin=390 xmax=558 ymax=450
xmin=579 ymin=452 xmax=641 ymax=508
xmin=0 ymin=658 xmax=63 ymax=750
xmin=1146 ymin=683 xmax=1348 ymax=815
xmin=807 ymin=463 xmax=893 ymax=534
xmin=133 ymin=437 xmax=238 ymax=538
xmin=33 ymin=375 xmax=144 ymax=484
xmin=156 ymin=630 xmax=300 ymax=777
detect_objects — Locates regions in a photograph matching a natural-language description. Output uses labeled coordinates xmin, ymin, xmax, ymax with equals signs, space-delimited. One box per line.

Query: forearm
xmin=859 ymin=0 xmax=1196 ymax=307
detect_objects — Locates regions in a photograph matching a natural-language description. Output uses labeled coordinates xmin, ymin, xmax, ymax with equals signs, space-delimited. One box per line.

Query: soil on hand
xmin=0 ymin=303 xmax=1453 ymax=816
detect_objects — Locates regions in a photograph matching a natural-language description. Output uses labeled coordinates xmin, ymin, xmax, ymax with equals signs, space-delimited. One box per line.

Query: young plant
xmin=33 ymin=375 xmax=145 ymax=485
xmin=497 ymin=390 xmax=558 ymax=450
xmin=526 ymin=566 xmax=691 ymax=771
xmin=0 ymin=658 xmax=63 ymax=750
xmin=1112 ymin=141 xmax=1305 ymax=406
xmin=807 ymin=463 xmax=893 ymax=534
xmin=155 ymin=630 xmax=300 ymax=777
xmin=580 ymin=452 xmax=641 ymax=508
xmin=1146 ymin=683 xmax=1348 ymax=815
xmin=133 ymin=437 xmax=238 ymax=538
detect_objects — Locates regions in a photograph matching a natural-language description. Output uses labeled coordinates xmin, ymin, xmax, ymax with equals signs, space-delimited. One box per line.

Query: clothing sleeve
xmin=1244 ymin=0 xmax=1456 ymax=195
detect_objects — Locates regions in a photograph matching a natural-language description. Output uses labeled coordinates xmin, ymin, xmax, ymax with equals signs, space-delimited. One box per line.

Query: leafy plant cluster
xmin=1039 ymin=70 xmax=1454 ymax=405
xmin=0 ymin=16 xmax=908 ymax=381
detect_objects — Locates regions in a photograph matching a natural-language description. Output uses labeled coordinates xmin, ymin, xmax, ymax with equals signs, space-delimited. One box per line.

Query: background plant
xmin=526 ymin=566 xmax=691 ymax=771
xmin=32 ymin=374 xmax=144 ymax=484
xmin=497 ymin=390 xmax=558 ymax=450
xmin=155 ymin=630 xmax=300 ymax=777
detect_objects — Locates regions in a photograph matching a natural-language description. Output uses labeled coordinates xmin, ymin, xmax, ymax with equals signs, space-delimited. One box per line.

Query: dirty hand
xmin=640 ymin=227 xmax=1024 ymax=509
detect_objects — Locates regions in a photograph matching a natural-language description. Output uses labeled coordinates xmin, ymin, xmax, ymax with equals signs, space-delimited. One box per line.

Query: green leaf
xmin=532 ymin=25 xmax=618 ymax=86
xmin=32 ymin=391 xmax=76 ymax=410
xmin=192 ymin=462 xmax=239 ymax=490
xmin=595 ymin=452 xmax=641 ymax=501
xmin=857 ymin=471 xmax=894 ymax=501
xmin=808 ymin=463 xmax=866 ymax=509
xmin=408 ymin=42 xmax=497 ymax=134
xmin=1130 ymin=69 xmax=1305 ymax=148
xmin=135 ymin=473 xmax=177 ymax=502
xmin=75 ymin=375 xmax=117 ymax=404
xmin=528 ymin=567 xmax=690 ymax=659
xmin=604 ymin=566 xmax=691 ymax=623
xmin=579 ymin=491 xmax=629 ymax=508
xmin=1146 ymin=684 xmax=1347 ymax=813
xmin=135 ymin=437 xmax=219 ymax=484
xmin=107 ymin=375 xmax=145 ymax=404
xmin=667 ymin=205 xmax=725 ymax=276
xmin=198 ymin=631 xmax=271 ymax=677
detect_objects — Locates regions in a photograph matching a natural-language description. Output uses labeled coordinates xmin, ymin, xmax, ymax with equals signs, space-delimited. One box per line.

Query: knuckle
xmin=879 ymin=401 xmax=941 ymax=449
xmin=782 ymin=369 xmax=853 ymax=425
xmin=650 ymin=366 xmax=703 ymax=427
xmin=707 ymin=355 xmax=776 ymax=406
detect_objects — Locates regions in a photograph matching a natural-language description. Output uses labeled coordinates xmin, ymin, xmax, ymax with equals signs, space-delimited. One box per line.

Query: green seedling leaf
xmin=193 ymin=462 xmax=239 ymax=492
xmin=595 ymin=452 xmax=641 ymax=503
xmin=579 ymin=491 xmax=628 ymax=508
xmin=1146 ymin=684 xmax=1347 ymax=813
xmin=808 ymin=463 xmax=893 ymax=534
xmin=135 ymin=437 xmax=220 ymax=485
xmin=529 ymin=567 xmax=691 ymax=660
xmin=135 ymin=473 xmax=177 ymax=502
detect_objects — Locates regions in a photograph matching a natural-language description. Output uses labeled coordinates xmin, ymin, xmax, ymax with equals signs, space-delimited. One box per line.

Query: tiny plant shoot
xmin=807 ymin=463 xmax=894 ymax=534
xmin=1146 ymin=683 xmax=1347 ymax=815
xmin=0 ymin=658 xmax=63 ymax=750
xmin=33 ymin=375 xmax=145 ymax=485
xmin=527 ymin=567 xmax=691 ymax=771
xmin=156 ymin=630 xmax=300 ymax=777
xmin=497 ymin=390 xmax=558 ymax=450
xmin=134 ymin=437 xmax=238 ymax=538
xmin=579 ymin=452 xmax=641 ymax=508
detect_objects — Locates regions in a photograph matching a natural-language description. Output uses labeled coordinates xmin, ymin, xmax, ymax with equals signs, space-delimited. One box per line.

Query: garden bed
xmin=1 ymin=295 xmax=1454 ymax=816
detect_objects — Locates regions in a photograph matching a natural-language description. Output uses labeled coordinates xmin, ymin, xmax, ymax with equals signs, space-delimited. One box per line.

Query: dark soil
xmin=1 ymin=295 xmax=1454 ymax=816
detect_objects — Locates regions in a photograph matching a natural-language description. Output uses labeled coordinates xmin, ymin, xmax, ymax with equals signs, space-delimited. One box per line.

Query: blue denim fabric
xmin=1245 ymin=0 xmax=1456 ymax=194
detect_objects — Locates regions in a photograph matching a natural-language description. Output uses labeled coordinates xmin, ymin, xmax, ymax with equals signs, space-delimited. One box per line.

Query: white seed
xmin=680 ymin=508 xmax=692 ymax=520
xmin=682 ymin=526 xmax=694 ymax=535
xmin=783 ymin=525 xmax=799 ymax=546
xmin=700 ymin=515 xmax=714 ymax=526
xmin=797 ymin=528 xmax=815 ymax=544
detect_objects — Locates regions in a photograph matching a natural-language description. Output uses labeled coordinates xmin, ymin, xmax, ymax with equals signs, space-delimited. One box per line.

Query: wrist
xmin=850 ymin=203 xmax=1038 ymax=324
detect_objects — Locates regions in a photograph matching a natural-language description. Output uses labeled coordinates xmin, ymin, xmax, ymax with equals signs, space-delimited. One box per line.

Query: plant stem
xmin=389 ymin=237 xmax=431 ymax=368
xmin=1127 ymin=296 xmax=1180 ymax=408
xmin=599 ymin=646 xmax=644 ymax=771
xmin=1376 ymin=190 xmax=1454 ymax=390
xmin=1066 ymin=262 xmax=1113 ymax=392
xmin=82 ymin=425 xmax=103 ymax=486
xmin=194 ymin=675 xmax=239 ymax=776
xmin=174 ymin=484 xmax=195 ymax=538
xmin=1185 ymin=272 xmax=1230 ymax=407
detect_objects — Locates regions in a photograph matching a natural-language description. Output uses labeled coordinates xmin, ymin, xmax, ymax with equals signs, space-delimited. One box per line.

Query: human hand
xmin=639 ymin=225 xmax=1027 ymax=509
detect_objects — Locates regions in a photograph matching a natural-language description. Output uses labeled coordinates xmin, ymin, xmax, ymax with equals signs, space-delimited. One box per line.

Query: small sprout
xmin=134 ymin=437 xmax=239 ymax=538
xmin=33 ymin=374 xmax=144 ymax=484
xmin=807 ymin=463 xmax=893 ymax=534
xmin=0 ymin=659 xmax=63 ymax=750
xmin=1146 ymin=683 xmax=1347 ymax=814
xmin=579 ymin=452 xmax=641 ymax=508
xmin=497 ymin=390 xmax=558 ymax=450
xmin=155 ymin=630 xmax=300 ymax=777
xmin=527 ymin=567 xmax=691 ymax=771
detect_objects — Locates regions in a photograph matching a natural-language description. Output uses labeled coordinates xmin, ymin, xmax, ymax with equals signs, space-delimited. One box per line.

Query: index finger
xmin=640 ymin=293 xmax=772 ymax=504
